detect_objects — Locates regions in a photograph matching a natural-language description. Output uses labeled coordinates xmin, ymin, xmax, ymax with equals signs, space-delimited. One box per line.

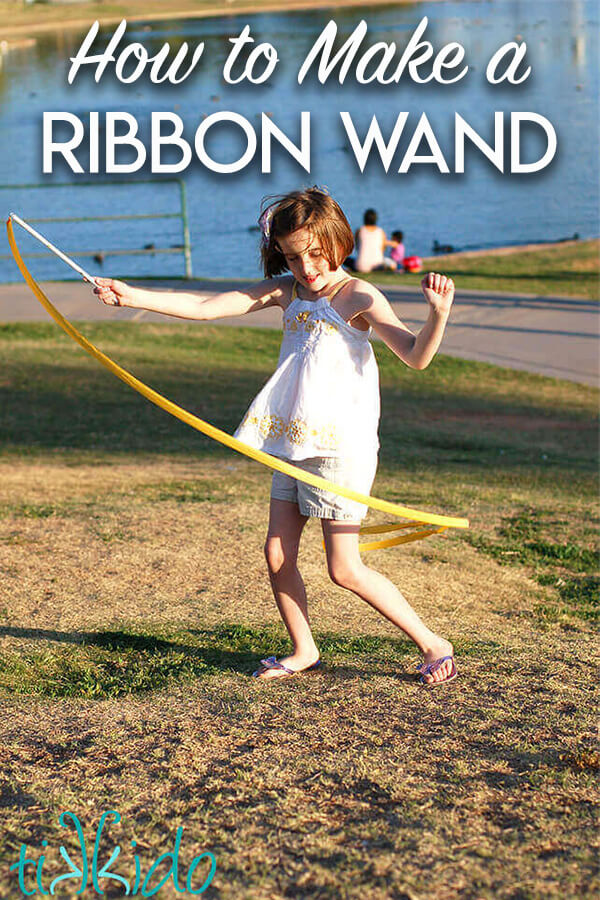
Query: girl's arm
xmin=357 ymin=273 xmax=454 ymax=370
xmin=93 ymin=277 xmax=285 ymax=320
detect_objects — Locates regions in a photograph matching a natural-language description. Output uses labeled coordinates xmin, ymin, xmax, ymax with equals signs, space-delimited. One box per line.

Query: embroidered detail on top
xmin=239 ymin=413 xmax=341 ymax=450
xmin=283 ymin=312 xmax=339 ymax=335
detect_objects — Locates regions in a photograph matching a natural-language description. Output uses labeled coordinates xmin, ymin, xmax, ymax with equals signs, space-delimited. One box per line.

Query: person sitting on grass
xmin=354 ymin=208 xmax=397 ymax=272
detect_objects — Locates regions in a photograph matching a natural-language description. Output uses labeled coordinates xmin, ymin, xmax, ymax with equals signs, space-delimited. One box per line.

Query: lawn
xmin=365 ymin=239 xmax=600 ymax=301
xmin=0 ymin=321 xmax=597 ymax=899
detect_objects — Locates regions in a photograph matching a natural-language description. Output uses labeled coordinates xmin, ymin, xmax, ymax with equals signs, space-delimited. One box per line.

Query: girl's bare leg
xmin=258 ymin=498 xmax=320 ymax=679
xmin=322 ymin=520 xmax=454 ymax=684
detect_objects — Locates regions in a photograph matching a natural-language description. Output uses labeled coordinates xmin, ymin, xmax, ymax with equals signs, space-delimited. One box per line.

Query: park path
xmin=0 ymin=279 xmax=597 ymax=387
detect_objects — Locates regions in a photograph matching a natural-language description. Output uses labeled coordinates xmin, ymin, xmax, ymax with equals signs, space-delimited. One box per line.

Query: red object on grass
xmin=403 ymin=255 xmax=422 ymax=273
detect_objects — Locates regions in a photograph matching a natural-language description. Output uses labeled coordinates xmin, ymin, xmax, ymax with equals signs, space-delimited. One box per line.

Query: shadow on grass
xmin=0 ymin=622 xmax=499 ymax=699
xmin=0 ymin=353 xmax=596 ymax=472
xmin=0 ymin=781 xmax=39 ymax=811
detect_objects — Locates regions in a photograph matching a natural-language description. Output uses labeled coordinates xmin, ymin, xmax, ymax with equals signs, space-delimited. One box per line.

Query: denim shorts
xmin=271 ymin=455 xmax=378 ymax=521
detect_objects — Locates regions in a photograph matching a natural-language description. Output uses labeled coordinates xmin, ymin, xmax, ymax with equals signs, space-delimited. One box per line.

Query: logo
xmin=10 ymin=810 xmax=216 ymax=897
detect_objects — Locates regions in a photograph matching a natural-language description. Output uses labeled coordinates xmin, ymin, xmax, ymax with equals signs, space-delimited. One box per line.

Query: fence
xmin=0 ymin=179 xmax=192 ymax=281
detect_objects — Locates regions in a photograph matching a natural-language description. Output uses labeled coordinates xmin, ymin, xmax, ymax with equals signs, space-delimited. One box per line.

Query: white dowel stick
xmin=9 ymin=212 xmax=100 ymax=286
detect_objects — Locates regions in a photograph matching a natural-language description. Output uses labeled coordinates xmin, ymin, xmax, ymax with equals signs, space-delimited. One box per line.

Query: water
xmin=0 ymin=0 xmax=597 ymax=282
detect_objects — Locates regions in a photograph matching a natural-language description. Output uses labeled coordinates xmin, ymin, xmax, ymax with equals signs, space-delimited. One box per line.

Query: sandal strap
xmin=258 ymin=656 xmax=295 ymax=675
xmin=416 ymin=654 xmax=453 ymax=676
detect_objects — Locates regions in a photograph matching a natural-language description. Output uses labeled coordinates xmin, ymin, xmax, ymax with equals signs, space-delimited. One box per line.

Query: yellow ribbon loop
xmin=6 ymin=218 xmax=469 ymax=551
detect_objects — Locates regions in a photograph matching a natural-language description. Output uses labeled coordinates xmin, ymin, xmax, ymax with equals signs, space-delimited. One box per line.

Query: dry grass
xmin=0 ymin=323 xmax=597 ymax=899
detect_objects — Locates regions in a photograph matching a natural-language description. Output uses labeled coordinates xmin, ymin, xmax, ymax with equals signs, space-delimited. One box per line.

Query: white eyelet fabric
xmin=234 ymin=290 xmax=380 ymax=462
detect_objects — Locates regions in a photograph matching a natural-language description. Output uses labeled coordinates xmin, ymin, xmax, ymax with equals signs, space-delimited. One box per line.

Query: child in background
xmin=93 ymin=187 xmax=457 ymax=687
xmin=390 ymin=230 xmax=405 ymax=268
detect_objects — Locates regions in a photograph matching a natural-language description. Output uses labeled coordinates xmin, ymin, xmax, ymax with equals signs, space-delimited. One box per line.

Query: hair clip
xmin=312 ymin=184 xmax=330 ymax=195
xmin=258 ymin=206 xmax=273 ymax=247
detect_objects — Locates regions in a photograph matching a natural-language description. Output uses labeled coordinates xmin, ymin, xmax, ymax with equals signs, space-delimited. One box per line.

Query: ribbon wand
xmin=8 ymin=212 xmax=100 ymax=287
xmin=6 ymin=215 xmax=469 ymax=550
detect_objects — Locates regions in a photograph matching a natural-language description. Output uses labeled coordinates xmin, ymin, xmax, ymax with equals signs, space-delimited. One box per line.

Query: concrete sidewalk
xmin=1 ymin=279 xmax=597 ymax=387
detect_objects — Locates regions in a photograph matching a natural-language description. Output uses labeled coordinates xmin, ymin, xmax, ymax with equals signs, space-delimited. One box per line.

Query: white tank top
xmin=234 ymin=279 xmax=380 ymax=460
xmin=355 ymin=225 xmax=385 ymax=272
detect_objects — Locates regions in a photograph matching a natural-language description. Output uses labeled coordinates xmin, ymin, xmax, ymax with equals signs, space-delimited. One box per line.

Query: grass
xmin=362 ymin=239 xmax=600 ymax=301
xmin=0 ymin=322 xmax=598 ymax=899
xmin=1 ymin=621 xmax=507 ymax=700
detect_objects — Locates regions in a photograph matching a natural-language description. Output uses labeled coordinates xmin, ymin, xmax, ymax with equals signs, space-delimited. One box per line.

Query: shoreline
xmin=421 ymin=238 xmax=590 ymax=262
xmin=1 ymin=239 xmax=597 ymax=298
xmin=0 ymin=0 xmax=426 ymax=41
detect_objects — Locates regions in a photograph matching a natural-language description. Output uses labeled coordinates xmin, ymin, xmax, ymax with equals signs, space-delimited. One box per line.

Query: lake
xmin=0 ymin=0 xmax=597 ymax=282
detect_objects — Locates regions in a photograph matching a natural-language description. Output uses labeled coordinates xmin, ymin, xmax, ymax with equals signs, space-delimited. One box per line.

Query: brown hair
xmin=259 ymin=187 xmax=354 ymax=278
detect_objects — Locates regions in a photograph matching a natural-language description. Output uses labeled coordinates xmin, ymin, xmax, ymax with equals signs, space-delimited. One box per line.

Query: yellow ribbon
xmin=6 ymin=218 xmax=468 ymax=551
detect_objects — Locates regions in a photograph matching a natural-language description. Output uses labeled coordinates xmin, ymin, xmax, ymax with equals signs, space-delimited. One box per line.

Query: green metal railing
xmin=0 ymin=179 xmax=192 ymax=278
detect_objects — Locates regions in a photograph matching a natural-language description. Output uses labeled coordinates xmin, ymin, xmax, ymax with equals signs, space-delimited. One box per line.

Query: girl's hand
xmin=421 ymin=272 xmax=455 ymax=315
xmin=93 ymin=277 xmax=134 ymax=308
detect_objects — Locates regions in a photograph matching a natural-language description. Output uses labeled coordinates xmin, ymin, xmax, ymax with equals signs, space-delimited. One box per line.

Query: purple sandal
xmin=252 ymin=656 xmax=323 ymax=679
xmin=416 ymin=655 xmax=457 ymax=686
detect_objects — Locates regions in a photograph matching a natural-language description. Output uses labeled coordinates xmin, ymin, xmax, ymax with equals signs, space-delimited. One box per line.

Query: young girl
xmin=94 ymin=187 xmax=457 ymax=687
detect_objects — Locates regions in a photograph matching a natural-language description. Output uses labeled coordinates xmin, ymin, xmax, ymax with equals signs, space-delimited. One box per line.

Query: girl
xmin=94 ymin=187 xmax=457 ymax=687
